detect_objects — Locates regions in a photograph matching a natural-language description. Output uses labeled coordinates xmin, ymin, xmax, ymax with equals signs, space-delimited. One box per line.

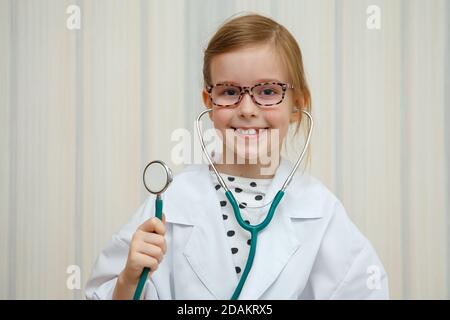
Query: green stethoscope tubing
xmin=196 ymin=108 xmax=314 ymax=300
xmin=133 ymin=196 xmax=163 ymax=300
xmin=226 ymin=190 xmax=285 ymax=300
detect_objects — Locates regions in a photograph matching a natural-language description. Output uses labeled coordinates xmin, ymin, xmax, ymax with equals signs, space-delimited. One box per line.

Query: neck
xmin=209 ymin=144 xmax=282 ymax=179
xmin=212 ymin=163 xmax=275 ymax=179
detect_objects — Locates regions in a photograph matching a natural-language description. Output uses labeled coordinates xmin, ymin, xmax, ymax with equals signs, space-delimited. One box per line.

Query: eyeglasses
xmin=206 ymin=82 xmax=294 ymax=108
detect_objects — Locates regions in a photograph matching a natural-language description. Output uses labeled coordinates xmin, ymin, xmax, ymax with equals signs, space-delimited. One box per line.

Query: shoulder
xmin=166 ymin=164 xmax=211 ymax=198
xmin=162 ymin=164 xmax=214 ymax=224
xmin=280 ymin=160 xmax=340 ymax=221
xmin=280 ymin=158 xmax=370 ymax=253
xmin=283 ymin=167 xmax=388 ymax=297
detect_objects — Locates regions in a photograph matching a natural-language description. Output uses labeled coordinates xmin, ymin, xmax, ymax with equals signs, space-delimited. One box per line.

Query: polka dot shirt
xmin=209 ymin=169 xmax=273 ymax=278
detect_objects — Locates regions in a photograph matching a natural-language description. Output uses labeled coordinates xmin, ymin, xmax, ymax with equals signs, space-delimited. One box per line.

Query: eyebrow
xmin=214 ymin=78 xmax=284 ymax=85
xmin=255 ymin=78 xmax=284 ymax=83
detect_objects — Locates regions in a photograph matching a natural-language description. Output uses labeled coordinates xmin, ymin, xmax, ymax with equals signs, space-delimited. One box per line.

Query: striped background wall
xmin=0 ymin=0 xmax=448 ymax=299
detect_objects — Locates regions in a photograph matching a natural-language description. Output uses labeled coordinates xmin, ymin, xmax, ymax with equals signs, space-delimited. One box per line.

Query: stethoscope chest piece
xmin=134 ymin=160 xmax=173 ymax=300
xmin=143 ymin=160 xmax=173 ymax=195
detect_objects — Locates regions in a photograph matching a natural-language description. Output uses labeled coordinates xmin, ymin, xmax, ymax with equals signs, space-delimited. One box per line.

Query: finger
xmin=161 ymin=213 xmax=166 ymax=224
xmin=138 ymin=218 xmax=157 ymax=233
xmin=138 ymin=217 xmax=165 ymax=235
xmin=137 ymin=243 xmax=164 ymax=263
xmin=141 ymin=232 xmax=165 ymax=248
xmin=152 ymin=217 xmax=166 ymax=235
xmin=136 ymin=253 xmax=159 ymax=271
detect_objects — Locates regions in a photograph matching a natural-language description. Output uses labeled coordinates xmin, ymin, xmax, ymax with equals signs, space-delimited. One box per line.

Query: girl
xmin=85 ymin=13 xmax=389 ymax=300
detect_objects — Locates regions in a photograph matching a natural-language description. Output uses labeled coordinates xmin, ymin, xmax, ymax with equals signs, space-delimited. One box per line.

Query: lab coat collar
xmin=169 ymin=157 xmax=324 ymax=299
xmin=166 ymin=157 xmax=324 ymax=224
xmin=264 ymin=157 xmax=325 ymax=219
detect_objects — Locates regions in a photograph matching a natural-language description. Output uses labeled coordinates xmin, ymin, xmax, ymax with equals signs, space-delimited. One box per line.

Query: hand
xmin=120 ymin=214 xmax=167 ymax=285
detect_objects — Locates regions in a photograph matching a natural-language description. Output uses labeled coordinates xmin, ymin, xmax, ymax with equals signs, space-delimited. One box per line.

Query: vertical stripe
xmin=140 ymin=0 xmax=149 ymax=202
xmin=8 ymin=0 xmax=17 ymax=299
xmin=185 ymin=1 xmax=192 ymax=136
xmin=334 ymin=0 xmax=342 ymax=198
xmin=400 ymin=0 xmax=411 ymax=300
xmin=185 ymin=1 xmax=195 ymax=161
xmin=186 ymin=1 xmax=208 ymax=165
xmin=270 ymin=0 xmax=278 ymax=19
xmin=74 ymin=0 xmax=84 ymax=300
xmin=445 ymin=0 xmax=450 ymax=300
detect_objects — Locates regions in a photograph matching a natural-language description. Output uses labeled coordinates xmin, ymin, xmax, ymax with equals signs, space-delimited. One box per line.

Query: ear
xmin=202 ymin=89 xmax=214 ymax=120
xmin=289 ymin=95 xmax=303 ymax=123
xmin=289 ymin=107 xmax=301 ymax=123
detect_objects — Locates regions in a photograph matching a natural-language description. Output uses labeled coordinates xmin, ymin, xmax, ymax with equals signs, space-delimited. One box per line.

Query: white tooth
xmin=236 ymin=128 xmax=257 ymax=135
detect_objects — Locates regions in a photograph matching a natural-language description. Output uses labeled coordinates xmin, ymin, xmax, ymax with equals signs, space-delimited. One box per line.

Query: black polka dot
xmin=231 ymin=248 xmax=238 ymax=254
xmin=250 ymin=182 xmax=257 ymax=187
xmin=247 ymin=239 xmax=251 ymax=245
xmin=244 ymin=220 xmax=250 ymax=224
xmin=235 ymin=267 xmax=241 ymax=274
xmin=227 ymin=177 xmax=235 ymax=182
xmin=227 ymin=230 xmax=235 ymax=237
xmin=255 ymin=195 xmax=263 ymax=201
xmin=220 ymin=201 xmax=227 ymax=207
xmin=222 ymin=214 xmax=228 ymax=220
xmin=215 ymin=184 xmax=221 ymax=190
xmin=239 ymin=202 xmax=247 ymax=209
xmin=235 ymin=187 xmax=242 ymax=193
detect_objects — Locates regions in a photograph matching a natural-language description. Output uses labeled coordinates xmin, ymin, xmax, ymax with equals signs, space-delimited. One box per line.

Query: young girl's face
xmin=202 ymin=43 xmax=299 ymax=164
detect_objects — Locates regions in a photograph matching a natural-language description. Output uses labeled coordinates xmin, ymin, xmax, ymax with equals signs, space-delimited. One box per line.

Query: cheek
xmin=212 ymin=109 xmax=233 ymax=129
xmin=265 ymin=112 xmax=291 ymax=136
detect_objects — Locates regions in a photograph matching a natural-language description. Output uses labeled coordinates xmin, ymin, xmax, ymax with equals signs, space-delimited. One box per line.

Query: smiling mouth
xmin=230 ymin=127 xmax=270 ymax=138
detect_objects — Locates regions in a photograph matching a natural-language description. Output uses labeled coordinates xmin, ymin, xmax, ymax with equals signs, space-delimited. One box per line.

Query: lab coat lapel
xmin=238 ymin=206 xmax=301 ymax=299
xmin=182 ymin=165 xmax=238 ymax=299
xmin=237 ymin=158 xmax=302 ymax=299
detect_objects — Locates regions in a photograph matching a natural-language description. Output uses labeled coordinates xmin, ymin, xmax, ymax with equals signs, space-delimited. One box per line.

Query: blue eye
xmin=262 ymin=89 xmax=275 ymax=95
xmin=255 ymin=84 xmax=282 ymax=97
xmin=224 ymin=89 xmax=238 ymax=96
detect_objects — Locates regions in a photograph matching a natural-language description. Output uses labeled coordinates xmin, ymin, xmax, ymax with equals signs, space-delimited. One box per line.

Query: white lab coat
xmin=85 ymin=158 xmax=389 ymax=300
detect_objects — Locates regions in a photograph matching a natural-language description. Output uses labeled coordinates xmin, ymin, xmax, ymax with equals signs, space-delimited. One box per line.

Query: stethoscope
xmin=133 ymin=108 xmax=313 ymax=300
xmin=195 ymin=107 xmax=314 ymax=300
xmin=133 ymin=160 xmax=173 ymax=300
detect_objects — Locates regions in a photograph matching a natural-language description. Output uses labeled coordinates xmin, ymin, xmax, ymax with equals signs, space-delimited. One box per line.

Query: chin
xmin=235 ymin=145 xmax=271 ymax=164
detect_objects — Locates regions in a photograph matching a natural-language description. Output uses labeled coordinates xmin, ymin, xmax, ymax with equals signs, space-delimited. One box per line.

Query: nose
xmin=237 ymin=90 xmax=258 ymax=118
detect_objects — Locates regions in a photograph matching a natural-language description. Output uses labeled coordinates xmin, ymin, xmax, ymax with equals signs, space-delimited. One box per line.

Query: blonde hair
xmin=203 ymin=13 xmax=312 ymax=167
